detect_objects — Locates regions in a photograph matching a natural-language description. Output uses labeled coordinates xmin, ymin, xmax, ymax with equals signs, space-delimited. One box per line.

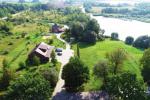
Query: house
xmin=29 ymin=42 xmax=54 ymax=63
xmin=52 ymin=24 xmax=64 ymax=33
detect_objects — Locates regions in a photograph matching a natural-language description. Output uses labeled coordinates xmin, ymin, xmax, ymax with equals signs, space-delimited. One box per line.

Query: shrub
xmin=48 ymin=39 xmax=53 ymax=44
xmin=111 ymin=32 xmax=119 ymax=40
xmin=94 ymin=60 xmax=109 ymax=84
xmin=17 ymin=62 xmax=26 ymax=71
xmin=8 ymin=42 xmax=13 ymax=45
xmin=125 ymin=36 xmax=134 ymax=45
xmin=40 ymin=67 xmax=58 ymax=88
xmin=2 ymin=50 xmax=9 ymax=55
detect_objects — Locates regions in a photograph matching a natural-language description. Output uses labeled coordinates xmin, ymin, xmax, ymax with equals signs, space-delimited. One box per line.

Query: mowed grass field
xmin=73 ymin=39 xmax=143 ymax=91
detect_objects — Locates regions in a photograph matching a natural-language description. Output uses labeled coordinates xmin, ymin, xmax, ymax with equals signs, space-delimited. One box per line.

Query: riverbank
xmin=91 ymin=15 xmax=150 ymax=41
xmin=92 ymin=13 xmax=150 ymax=23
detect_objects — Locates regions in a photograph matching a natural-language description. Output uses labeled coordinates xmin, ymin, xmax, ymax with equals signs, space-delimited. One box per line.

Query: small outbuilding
xmin=29 ymin=42 xmax=54 ymax=63
xmin=51 ymin=23 xmax=64 ymax=33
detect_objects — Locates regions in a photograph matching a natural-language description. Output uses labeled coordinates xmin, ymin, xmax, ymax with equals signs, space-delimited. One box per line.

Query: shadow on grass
xmin=72 ymin=42 xmax=96 ymax=49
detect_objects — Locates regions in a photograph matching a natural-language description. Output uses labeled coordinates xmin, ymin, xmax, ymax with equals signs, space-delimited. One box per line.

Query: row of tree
xmin=111 ymin=32 xmax=150 ymax=49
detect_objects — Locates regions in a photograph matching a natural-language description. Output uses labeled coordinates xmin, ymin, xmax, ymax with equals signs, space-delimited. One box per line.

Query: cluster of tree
xmin=0 ymin=58 xmax=58 ymax=99
xmin=62 ymin=57 xmax=89 ymax=92
xmin=63 ymin=7 xmax=82 ymax=15
xmin=0 ymin=3 xmax=28 ymax=17
xmin=100 ymin=3 xmax=150 ymax=17
xmin=102 ymin=8 xmax=130 ymax=14
xmin=93 ymin=48 xmax=148 ymax=99
xmin=70 ymin=18 xmax=101 ymax=44
xmin=4 ymin=73 xmax=51 ymax=100
xmin=124 ymin=35 xmax=150 ymax=49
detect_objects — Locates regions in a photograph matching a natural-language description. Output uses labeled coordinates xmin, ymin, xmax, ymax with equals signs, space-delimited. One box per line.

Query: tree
xmin=71 ymin=22 xmax=84 ymax=40
xmin=62 ymin=57 xmax=89 ymax=92
xmin=141 ymin=48 xmax=150 ymax=83
xmin=105 ymin=72 xmax=146 ymax=100
xmin=77 ymin=43 xmax=80 ymax=58
xmin=125 ymin=36 xmax=134 ymax=45
xmin=2 ymin=59 xmax=9 ymax=68
xmin=111 ymin=32 xmax=119 ymax=40
xmin=106 ymin=48 xmax=127 ymax=74
xmin=86 ymin=19 xmax=100 ymax=34
xmin=83 ymin=30 xmax=97 ymax=43
xmin=0 ymin=60 xmax=13 ymax=90
xmin=5 ymin=73 xmax=51 ymax=100
xmin=93 ymin=60 xmax=109 ymax=84
xmin=51 ymin=50 xmax=57 ymax=66
xmin=133 ymin=35 xmax=150 ymax=49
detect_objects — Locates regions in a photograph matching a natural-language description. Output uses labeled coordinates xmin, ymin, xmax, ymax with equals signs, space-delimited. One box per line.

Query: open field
xmin=73 ymin=39 xmax=143 ymax=91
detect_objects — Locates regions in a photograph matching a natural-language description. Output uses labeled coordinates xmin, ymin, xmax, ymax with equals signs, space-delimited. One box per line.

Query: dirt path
xmin=52 ymin=33 xmax=74 ymax=96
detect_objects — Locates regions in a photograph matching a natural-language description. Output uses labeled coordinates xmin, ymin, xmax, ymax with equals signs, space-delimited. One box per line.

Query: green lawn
xmin=73 ymin=39 xmax=143 ymax=91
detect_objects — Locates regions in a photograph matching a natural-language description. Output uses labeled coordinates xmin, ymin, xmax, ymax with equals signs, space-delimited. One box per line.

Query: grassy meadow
xmin=73 ymin=39 xmax=143 ymax=91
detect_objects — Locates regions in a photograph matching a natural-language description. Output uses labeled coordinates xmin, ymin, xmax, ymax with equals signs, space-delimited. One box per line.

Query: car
xmin=57 ymin=52 xmax=62 ymax=56
xmin=55 ymin=48 xmax=63 ymax=52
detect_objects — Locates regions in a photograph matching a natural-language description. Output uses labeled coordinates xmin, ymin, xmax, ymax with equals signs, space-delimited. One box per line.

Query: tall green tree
xmin=77 ymin=43 xmax=80 ymax=58
xmin=71 ymin=22 xmax=84 ymax=40
xmin=105 ymin=72 xmax=146 ymax=100
xmin=62 ymin=57 xmax=89 ymax=92
xmin=0 ymin=59 xmax=13 ymax=90
xmin=51 ymin=50 xmax=57 ymax=66
xmin=86 ymin=19 xmax=100 ymax=34
xmin=106 ymin=48 xmax=127 ymax=74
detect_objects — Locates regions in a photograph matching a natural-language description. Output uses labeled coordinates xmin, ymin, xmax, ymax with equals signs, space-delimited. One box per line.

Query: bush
xmin=48 ymin=39 xmax=53 ymax=44
xmin=111 ymin=32 xmax=119 ymax=40
xmin=2 ymin=50 xmax=9 ymax=55
xmin=62 ymin=57 xmax=89 ymax=92
xmin=8 ymin=42 xmax=13 ymax=45
xmin=5 ymin=73 xmax=51 ymax=100
xmin=17 ymin=62 xmax=26 ymax=71
xmin=125 ymin=36 xmax=134 ymax=45
xmin=40 ymin=67 xmax=58 ymax=88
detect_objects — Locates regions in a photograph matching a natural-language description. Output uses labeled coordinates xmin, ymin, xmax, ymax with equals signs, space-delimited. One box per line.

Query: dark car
xmin=57 ymin=52 xmax=62 ymax=56
xmin=55 ymin=48 xmax=62 ymax=52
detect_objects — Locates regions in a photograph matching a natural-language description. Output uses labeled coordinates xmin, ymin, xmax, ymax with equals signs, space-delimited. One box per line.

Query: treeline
xmin=101 ymin=3 xmax=150 ymax=16
xmin=0 ymin=3 xmax=28 ymax=17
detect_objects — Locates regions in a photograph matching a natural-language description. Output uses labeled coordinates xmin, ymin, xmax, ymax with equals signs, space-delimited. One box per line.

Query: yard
xmin=73 ymin=39 xmax=143 ymax=91
xmin=0 ymin=22 xmax=65 ymax=74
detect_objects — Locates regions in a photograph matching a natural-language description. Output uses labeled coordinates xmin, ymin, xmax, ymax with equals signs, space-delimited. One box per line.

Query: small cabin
xmin=29 ymin=42 xmax=54 ymax=63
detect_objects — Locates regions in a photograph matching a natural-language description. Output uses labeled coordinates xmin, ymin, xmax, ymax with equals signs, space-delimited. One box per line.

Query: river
xmin=91 ymin=15 xmax=150 ymax=41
